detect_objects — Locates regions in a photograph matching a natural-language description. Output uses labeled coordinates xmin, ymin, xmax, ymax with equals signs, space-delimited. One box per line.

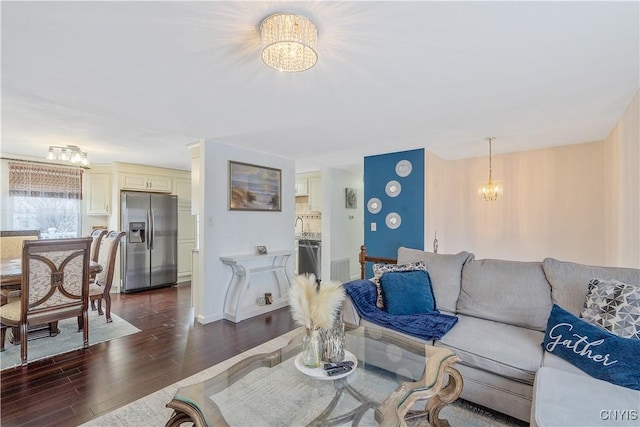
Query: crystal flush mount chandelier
xmin=478 ymin=137 xmax=503 ymax=201
xmin=260 ymin=13 xmax=318 ymax=72
xmin=46 ymin=145 xmax=89 ymax=166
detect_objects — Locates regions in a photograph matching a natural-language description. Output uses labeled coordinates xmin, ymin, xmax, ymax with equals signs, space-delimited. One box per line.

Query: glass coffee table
xmin=166 ymin=326 xmax=463 ymax=427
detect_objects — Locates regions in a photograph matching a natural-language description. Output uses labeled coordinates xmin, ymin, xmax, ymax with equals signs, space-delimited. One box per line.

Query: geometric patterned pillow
xmin=372 ymin=261 xmax=426 ymax=309
xmin=581 ymin=278 xmax=640 ymax=339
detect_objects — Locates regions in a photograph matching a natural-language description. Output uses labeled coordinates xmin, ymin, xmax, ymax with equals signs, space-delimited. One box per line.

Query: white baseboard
xmin=197 ymin=312 xmax=223 ymax=324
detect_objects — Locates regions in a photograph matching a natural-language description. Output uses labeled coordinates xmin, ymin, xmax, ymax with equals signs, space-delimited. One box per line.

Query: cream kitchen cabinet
xmin=86 ymin=173 xmax=111 ymax=215
xmin=295 ymin=179 xmax=308 ymax=196
xmin=174 ymin=178 xmax=191 ymax=207
xmin=308 ymin=177 xmax=322 ymax=212
xmin=177 ymin=204 xmax=195 ymax=282
xmin=121 ymin=173 xmax=173 ymax=192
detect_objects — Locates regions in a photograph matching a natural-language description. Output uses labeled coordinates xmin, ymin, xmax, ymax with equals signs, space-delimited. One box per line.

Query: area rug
xmin=83 ymin=329 xmax=527 ymax=427
xmin=1 ymin=312 xmax=140 ymax=370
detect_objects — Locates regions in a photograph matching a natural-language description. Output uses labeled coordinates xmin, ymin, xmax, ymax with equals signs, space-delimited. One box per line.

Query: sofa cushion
xmin=532 ymin=367 xmax=640 ymax=427
xmin=435 ymin=314 xmax=543 ymax=384
xmin=456 ymin=257 xmax=552 ymax=331
xmin=372 ymin=261 xmax=426 ymax=309
xmin=542 ymin=304 xmax=640 ymax=391
xmin=542 ymin=257 xmax=640 ymax=317
xmin=541 ymin=351 xmax=585 ymax=375
xmin=397 ymin=247 xmax=471 ymax=314
xmin=380 ymin=270 xmax=436 ymax=315
xmin=581 ymin=278 xmax=640 ymax=339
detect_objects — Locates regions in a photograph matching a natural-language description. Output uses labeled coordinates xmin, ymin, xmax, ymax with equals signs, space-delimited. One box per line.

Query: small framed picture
xmin=345 ymin=188 xmax=357 ymax=209
xmin=256 ymin=245 xmax=268 ymax=255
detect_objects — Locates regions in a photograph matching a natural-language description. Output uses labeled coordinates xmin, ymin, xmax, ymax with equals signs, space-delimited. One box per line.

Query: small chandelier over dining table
xmin=478 ymin=137 xmax=503 ymax=201
xmin=260 ymin=13 xmax=318 ymax=72
xmin=46 ymin=145 xmax=89 ymax=166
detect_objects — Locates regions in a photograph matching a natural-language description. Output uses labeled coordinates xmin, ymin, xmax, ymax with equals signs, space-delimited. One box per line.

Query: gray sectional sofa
xmin=342 ymin=246 xmax=640 ymax=425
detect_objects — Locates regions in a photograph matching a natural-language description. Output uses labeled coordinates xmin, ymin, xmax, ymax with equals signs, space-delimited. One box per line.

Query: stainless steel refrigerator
xmin=120 ymin=191 xmax=178 ymax=293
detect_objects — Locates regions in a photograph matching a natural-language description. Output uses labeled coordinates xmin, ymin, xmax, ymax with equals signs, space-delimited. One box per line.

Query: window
xmin=3 ymin=160 xmax=83 ymax=238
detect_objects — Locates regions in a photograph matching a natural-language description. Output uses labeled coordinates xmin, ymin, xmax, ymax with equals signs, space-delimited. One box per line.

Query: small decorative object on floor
xmin=320 ymin=308 xmax=345 ymax=362
xmin=289 ymin=273 xmax=345 ymax=368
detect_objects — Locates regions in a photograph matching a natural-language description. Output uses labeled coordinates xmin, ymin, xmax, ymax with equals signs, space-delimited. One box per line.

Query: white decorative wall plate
xmin=395 ymin=160 xmax=412 ymax=177
xmin=385 ymin=180 xmax=401 ymax=197
xmin=367 ymin=197 xmax=382 ymax=214
xmin=385 ymin=212 xmax=401 ymax=229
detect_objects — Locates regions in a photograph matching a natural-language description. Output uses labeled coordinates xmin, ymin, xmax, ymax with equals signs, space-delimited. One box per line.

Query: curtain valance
xmin=8 ymin=161 xmax=83 ymax=199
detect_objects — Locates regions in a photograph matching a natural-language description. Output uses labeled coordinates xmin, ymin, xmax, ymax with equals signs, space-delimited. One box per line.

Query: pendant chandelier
xmin=46 ymin=145 xmax=89 ymax=166
xmin=260 ymin=13 xmax=318 ymax=72
xmin=478 ymin=137 xmax=502 ymax=201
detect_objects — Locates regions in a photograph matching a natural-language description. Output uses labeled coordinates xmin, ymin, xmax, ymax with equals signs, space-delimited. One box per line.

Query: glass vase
xmin=302 ymin=329 xmax=322 ymax=368
xmin=320 ymin=310 xmax=346 ymax=363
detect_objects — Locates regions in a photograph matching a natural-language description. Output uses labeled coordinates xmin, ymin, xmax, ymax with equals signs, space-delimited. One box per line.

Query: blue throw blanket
xmin=344 ymin=279 xmax=458 ymax=341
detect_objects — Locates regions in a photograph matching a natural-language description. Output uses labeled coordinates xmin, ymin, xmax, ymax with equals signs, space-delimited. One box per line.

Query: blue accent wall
xmin=364 ymin=148 xmax=424 ymax=277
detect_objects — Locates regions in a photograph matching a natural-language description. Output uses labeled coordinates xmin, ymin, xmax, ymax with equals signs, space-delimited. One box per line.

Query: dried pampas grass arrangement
xmin=289 ymin=273 xmax=345 ymax=331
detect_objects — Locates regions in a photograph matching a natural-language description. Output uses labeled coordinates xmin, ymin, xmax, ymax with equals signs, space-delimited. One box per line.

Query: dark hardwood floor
xmin=0 ymin=284 xmax=296 ymax=426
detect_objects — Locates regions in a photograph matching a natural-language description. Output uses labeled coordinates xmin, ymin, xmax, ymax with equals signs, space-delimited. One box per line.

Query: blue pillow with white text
xmin=542 ymin=304 xmax=640 ymax=391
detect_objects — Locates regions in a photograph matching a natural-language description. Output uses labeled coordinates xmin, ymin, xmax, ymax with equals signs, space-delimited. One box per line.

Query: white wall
xmin=198 ymin=141 xmax=295 ymax=324
xmin=322 ymin=167 xmax=364 ymax=281
xmin=603 ymin=91 xmax=639 ymax=268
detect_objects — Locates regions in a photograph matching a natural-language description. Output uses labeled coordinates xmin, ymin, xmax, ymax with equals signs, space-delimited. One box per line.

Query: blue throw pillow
xmin=542 ymin=304 xmax=640 ymax=391
xmin=380 ymin=270 xmax=436 ymax=315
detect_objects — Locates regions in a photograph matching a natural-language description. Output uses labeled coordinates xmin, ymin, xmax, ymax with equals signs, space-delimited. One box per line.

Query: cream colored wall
xmin=426 ymin=142 xmax=608 ymax=265
xmin=603 ymin=91 xmax=639 ymax=268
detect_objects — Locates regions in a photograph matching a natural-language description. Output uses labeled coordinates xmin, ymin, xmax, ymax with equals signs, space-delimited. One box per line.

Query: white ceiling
xmin=1 ymin=1 xmax=638 ymax=172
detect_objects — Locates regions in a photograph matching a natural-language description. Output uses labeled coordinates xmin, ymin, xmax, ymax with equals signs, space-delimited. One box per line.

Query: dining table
xmin=0 ymin=258 xmax=103 ymax=343
xmin=1 ymin=258 xmax=103 ymax=288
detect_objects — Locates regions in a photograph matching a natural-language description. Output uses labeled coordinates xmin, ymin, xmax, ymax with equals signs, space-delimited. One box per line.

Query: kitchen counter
xmin=295 ymin=232 xmax=322 ymax=241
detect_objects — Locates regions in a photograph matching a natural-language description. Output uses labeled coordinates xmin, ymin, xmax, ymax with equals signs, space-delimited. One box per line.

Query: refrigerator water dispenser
xmin=128 ymin=222 xmax=145 ymax=243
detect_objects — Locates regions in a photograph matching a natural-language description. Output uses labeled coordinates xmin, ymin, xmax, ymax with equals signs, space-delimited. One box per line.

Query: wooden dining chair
xmin=89 ymin=229 xmax=108 ymax=263
xmin=1 ymin=229 xmax=40 ymax=260
xmin=87 ymin=231 xmax=125 ymax=323
xmin=1 ymin=230 xmax=42 ymax=305
xmin=0 ymin=237 xmax=92 ymax=366
xmin=88 ymin=228 xmax=108 ymax=285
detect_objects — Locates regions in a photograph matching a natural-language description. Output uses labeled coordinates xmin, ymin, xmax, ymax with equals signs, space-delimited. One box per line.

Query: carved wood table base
xmin=376 ymin=346 xmax=463 ymax=427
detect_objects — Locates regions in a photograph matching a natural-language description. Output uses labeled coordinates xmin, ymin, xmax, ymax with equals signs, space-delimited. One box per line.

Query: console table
xmin=220 ymin=250 xmax=293 ymax=323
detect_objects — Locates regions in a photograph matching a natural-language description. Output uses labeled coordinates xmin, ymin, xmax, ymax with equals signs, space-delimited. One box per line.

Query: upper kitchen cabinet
xmin=121 ymin=172 xmax=172 ymax=192
xmin=86 ymin=173 xmax=111 ymax=215
xmin=308 ymin=177 xmax=322 ymax=212
xmin=174 ymin=178 xmax=192 ymax=207
xmin=295 ymin=179 xmax=308 ymax=196
xmin=295 ymin=172 xmax=322 ymax=212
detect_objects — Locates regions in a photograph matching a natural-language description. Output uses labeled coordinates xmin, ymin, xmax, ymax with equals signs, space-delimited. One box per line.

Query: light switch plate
xmin=371 ymin=222 xmax=377 ymax=231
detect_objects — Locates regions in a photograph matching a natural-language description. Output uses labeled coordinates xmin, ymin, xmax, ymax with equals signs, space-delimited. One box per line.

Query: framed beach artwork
xmin=229 ymin=161 xmax=282 ymax=211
